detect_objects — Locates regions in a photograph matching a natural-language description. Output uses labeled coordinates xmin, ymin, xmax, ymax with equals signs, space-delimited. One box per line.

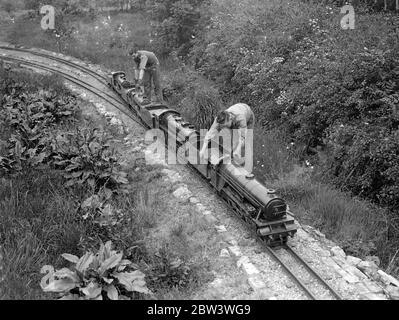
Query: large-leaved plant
xmin=40 ymin=241 xmax=151 ymax=300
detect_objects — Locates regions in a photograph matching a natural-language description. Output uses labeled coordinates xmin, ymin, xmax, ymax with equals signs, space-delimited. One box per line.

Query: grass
xmin=0 ymin=170 xmax=84 ymax=299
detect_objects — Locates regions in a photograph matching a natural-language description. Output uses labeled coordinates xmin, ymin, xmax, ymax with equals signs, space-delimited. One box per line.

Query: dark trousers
xmin=143 ymin=66 xmax=162 ymax=102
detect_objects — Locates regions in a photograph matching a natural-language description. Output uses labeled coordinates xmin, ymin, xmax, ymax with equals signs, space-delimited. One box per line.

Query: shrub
xmin=147 ymin=244 xmax=193 ymax=290
xmin=50 ymin=127 xmax=129 ymax=191
xmin=186 ymin=0 xmax=399 ymax=210
xmin=0 ymin=71 xmax=79 ymax=174
xmin=148 ymin=0 xmax=208 ymax=57
xmin=163 ymin=66 xmax=222 ymax=129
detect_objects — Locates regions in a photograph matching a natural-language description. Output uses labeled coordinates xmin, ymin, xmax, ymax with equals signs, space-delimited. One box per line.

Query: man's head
xmin=216 ymin=111 xmax=233 ymax=129
xmin=129 ymin=49 xmax=141 ymax=63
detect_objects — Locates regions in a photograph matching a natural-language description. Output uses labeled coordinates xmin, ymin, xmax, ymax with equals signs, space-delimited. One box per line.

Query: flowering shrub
xmin=179 ymin=0 xmax=399 ymax=209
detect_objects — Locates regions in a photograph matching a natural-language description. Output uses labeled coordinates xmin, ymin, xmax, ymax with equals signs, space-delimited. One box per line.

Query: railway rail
xmin=264 ymin=244 xmax=342 ymax=300
xmin=0 ymin=46 xmax=342 ymax=300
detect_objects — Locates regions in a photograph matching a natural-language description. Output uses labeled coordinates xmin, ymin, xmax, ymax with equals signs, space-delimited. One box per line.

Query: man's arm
xmin=138 ymin=55 xmax=148 ymax=81
xmin=199 ymin=118 xmax=219 ymax=157
xmin=233 ymin=119 xmax=247 ymax=157
xmin=204 ymin=119 xmax=220 ymax=142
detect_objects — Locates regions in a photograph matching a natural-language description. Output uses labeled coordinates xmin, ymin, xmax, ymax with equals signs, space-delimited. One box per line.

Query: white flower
xmin=272 ymin=57 xmax=284 ymax=64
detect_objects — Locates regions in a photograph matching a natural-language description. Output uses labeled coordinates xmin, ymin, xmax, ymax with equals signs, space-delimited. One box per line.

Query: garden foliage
xmin=153 ymin=0 xmax=399 ymax=210
xmin=0 ymin=68 xmax=152 ymax=299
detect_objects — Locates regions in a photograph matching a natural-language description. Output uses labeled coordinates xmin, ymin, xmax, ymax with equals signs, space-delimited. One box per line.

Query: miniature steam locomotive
xmin=108 ymin=71 xmax=297 ymax=246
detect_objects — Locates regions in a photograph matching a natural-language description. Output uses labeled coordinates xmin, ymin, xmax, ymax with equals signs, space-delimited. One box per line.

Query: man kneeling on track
xmin=129 ymin=49 xmax=163 ymax=103
xmin=199 ymin=103 xmax=255 ymax=179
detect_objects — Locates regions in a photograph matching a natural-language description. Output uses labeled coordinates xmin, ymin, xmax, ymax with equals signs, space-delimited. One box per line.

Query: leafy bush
xmin=147 ymin=244 xmax=192 ymax=290
xmin=40 ymin=241 xmax=151 ymax=300
xmin=51 ymin=127 xmax=129 ymax=190
xmin=184 ymin=0 xmax=399 ymax=210
xmin=163 ymin=66 xmax=222 ymax=129
xmin=0 ymin=75 xmax=79 ymax=174
xmin=148 ymin=0 xmax=207 ymax=57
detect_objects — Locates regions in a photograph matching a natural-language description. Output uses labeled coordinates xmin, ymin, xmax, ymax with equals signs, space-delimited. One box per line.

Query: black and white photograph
xmin=0 ymin=0 xmax=398 ymax=307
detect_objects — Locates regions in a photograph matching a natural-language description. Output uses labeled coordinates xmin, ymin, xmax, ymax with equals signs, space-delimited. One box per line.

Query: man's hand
xmin=232 ymin=146 xmax=244 ymax=166
xmin=233 ymin=144 xmax=241 ymax=160
xmin=199 ymin=148 xmax=208 ymax=161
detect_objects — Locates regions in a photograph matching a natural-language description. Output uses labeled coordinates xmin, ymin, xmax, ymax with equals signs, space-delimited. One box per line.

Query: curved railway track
xmin=0 ymin=46 xmax=342 ymax=300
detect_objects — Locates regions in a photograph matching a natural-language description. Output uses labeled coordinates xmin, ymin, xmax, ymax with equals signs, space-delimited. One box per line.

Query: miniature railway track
xmin=0 ymin=47 xmax=342 ymax=300
xmin=0 ymin=53 xmax=144 ymax=128
xmin=263 ymin=243 xmax=342 ymax=300
xmin=0 ymin=45 xmax=108 ymax=82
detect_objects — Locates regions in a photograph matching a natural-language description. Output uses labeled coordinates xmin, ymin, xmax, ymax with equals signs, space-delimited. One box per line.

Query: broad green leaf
xmin=116 ymin=260 xmax=133 ymax=272
xmin=113 ymin=270 xmax=145 ymax=292
xmin=75 ymin=252 xmax=94 ymax=273
xmin=61 ymin=253 xmax=79 ymax=264
xmin=81 ymin=195 xmax=100 ymax=209
xmin=81 ymin=282 xmax=102 ymax=299
xmin=102 ymin=277 xmax=114 ymax=284
xmin=105 ymin=284 xmax=118 ymax=300
xmin=103 ymin=241 xmax=113 ymax=260
xmin=54 ymin=267 xmax=80 ymax=282
xmin=99 ymin=252 xmax=123 ymax=275
xmin=42 ymin=278 xmax=77 ymax=293
xmin=131 ymin=279 xmax=152 ymax=295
